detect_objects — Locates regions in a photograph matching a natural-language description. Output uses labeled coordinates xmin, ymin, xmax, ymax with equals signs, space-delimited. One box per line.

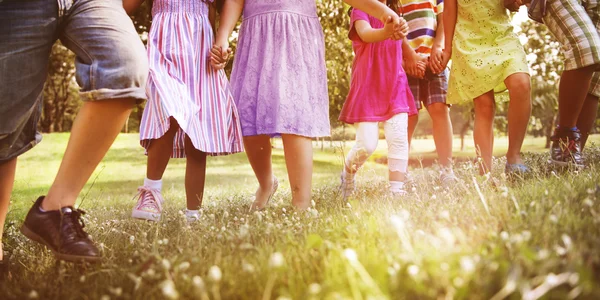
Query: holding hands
xmin=383 ymin=15 xmax=409 ymax=40
xmin=210 ymin=40 xmax=232 ymax=70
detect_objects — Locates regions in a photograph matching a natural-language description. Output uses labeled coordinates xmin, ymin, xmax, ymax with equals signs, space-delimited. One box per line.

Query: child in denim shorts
xmin=0 ymin=0 xmax=148 ymax=263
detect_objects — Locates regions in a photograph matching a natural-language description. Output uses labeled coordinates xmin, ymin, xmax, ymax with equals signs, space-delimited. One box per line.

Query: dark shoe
xmin=20 ymin=196 xmax=101 ymax=263
xmin=550 ymin=127 xmax=584 ymax=168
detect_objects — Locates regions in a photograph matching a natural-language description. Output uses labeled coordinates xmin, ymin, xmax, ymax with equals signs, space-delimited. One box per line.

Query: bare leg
xmin=557 ymin=65 xmax=596 ymax=128
xmin=473 ymin=92 xmax=496 ymax=175
xmin=184 ymin=136 xmax=207 ymax=210
xmin=577 ymin=94 xmax=599 ymax=150
xmin=0 ymin=158 xmax=17 ymax=261
xmin=146 ymin=117 xmax=180 ymax=180
xmin=407 ymin=114 xmax=419 ymax=147
xmin=281 ymin=134 xmax=313 ymax=209
xmin=426 ymin=103 xmax=454 ymax=167
xmin=504 ymin=73 xmax=531 ymax=165
xmin=42 ymin=99 xmax=135 ymax=211
xmin=243 ymin=135 xmax=275 ymax=207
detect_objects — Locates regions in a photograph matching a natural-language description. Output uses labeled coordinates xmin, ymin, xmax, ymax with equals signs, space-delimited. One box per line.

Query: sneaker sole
xmin=549 ymin=159 xmax=584 ymax=169
xmin=132 ymin=210 xmax=161 ymax=222
xmin=20 ymin=224 xmax=102 ymax=263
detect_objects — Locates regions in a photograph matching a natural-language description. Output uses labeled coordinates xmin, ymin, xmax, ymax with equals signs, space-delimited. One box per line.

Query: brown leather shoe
xmin=21 ymin=196 xmax=101 ymax=263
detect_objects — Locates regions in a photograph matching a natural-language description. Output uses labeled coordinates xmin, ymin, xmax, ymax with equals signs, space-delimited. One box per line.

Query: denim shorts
xmin=0 ymin=0 xmax=148 ymax=162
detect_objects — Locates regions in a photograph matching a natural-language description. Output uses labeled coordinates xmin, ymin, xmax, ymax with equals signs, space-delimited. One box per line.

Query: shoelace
xmin=60 ymin=209 xmax=89 ymax=244
xmin=135 ymin=186 xmax=164 ymax=212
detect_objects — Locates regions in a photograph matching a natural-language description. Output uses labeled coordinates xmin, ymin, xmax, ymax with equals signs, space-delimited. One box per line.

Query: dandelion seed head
xmin=549 ymin=215 xmax=558 ymax=223
xmin=500 ymin=231 xmax=510 ymax=241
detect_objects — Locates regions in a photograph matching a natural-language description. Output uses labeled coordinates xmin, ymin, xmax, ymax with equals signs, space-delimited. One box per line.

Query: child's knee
xmin=509 ymin=75 xmax=531 ymax=94
xmin=426 ymin=103 xmax=449 ymax=119
xmin=355 ymin=139 xmax=378 ymax=156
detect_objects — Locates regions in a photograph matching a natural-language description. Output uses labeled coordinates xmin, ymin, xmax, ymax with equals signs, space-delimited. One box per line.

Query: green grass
xmin=2 ymin=133 xmax=600 ymax=299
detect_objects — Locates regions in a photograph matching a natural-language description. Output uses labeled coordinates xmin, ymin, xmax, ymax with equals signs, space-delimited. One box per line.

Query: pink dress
xmin=139 ymin=0 xmax=244 ymax=158
xmin=339 ymin=9 xmax=417 ymax=124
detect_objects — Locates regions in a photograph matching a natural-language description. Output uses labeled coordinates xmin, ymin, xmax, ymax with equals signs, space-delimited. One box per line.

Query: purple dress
xmin=230 ymin=0 xmax=330 ymax=138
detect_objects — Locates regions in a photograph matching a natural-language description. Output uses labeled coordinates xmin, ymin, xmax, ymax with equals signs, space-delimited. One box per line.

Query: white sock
xmin=389 ymin=181 xmax=405 ymax=193
xmin=144 ymin=178 xmax=162 ymax=191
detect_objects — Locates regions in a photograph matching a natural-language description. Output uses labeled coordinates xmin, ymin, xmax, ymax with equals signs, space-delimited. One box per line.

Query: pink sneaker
xmin=132 ymin=186 xmax=164 ymax=222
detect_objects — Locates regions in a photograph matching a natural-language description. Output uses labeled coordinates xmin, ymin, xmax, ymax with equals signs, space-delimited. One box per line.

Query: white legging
xmin=345 ymin=113 xmax=409 ymax=175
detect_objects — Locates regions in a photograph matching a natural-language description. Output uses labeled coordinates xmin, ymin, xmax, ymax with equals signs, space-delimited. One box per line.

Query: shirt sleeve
xmin=348 ymin=9 xmax=371 ymax=42
xmin=436 ymin=0 xmax=444 ymax=15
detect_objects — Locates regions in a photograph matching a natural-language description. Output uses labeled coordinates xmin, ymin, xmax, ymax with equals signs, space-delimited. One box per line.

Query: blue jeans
xmin=0 ymin=0 xmax=148 ymax=162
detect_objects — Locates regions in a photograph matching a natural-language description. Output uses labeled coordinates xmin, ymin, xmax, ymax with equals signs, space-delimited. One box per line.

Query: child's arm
xmin=211 ymin=0 xmax=244 ymax=69
xmin=430 ymin=12 xmax=445 ymax=74
xmin=344 ymin=0 xmax=408 ymax=39
xmin=402 ymin=38 xmax=427 ymax=79
xmin=439 ymin=0 xmax=456 ymax=69
xmin=353 ymin=18 xmax=401 ymax=43
xmin=209 ymin=2 xmax=217 ymax=34
xmin=122 ymin=0 xmax=145 ymax=15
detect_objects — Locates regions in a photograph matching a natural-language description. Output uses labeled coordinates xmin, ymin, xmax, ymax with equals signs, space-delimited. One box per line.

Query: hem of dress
xmin=141 ymin=116 xmax=244 ymax=158
xmin=339 ymin=109 xmax=414 ymax=124
xmin=242 ymin=129 xmax=330 ymax=139
xmin=447 ymin=69 xmax=530 ymax=105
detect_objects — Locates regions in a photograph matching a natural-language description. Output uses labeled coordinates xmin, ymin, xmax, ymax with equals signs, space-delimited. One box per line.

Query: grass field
xmin=1 ymin=133 xmax=600 ymax=299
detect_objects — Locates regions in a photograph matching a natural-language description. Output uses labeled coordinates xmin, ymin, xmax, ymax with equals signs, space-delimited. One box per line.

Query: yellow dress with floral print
xmin=447 ymin=0 xmax=529 ymax=104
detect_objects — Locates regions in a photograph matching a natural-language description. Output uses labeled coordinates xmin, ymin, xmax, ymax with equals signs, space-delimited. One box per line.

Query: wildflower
xmin=162 ymin=259 xmax=172 ymax=270
xmin=269 ymin=252 xmax=285 ymax=269
xmin=440 ymin=210 xmax=450 ymax=220
xmin=208 ymin=266 xmax=222 ymax=282
xmin=343 ymin=248 xmax=358 ymax=262
xmin=242 ymin=262 xmax=255 ymax=273
xmin=308 ymin=283 xmax=321 ymax=295
xmin=500 ymin=231 xmax=510 ymax=241
xmin=79 ymin=275 xmax=86 ymax=283
xmin=160 ymin=280 xmax=179 ymax=299
xmin=549 ymin=215 xmax=558 ymax=224
xmin=192 ymin=276 xmax=205 ymax=289
xmin=28 ymin=290 xmax=39 ymax=299
xmin=129 ymin=236 xmax=135 ymax=244
xmin=431 ymin=195 xmax=437 ymax=200
xmin=522 ymin=230 xmax=532 ymax=242
xmin=109 ymin=287 xmax=123 ymax=297
xmin=177 ymin=261 xmax=190 ymax=272
xmin=583 ymin=198 xmax=594 ymax=207
xmin=460 ymin=257 xmax=475 ymax=273
xmin=407 ymin=265 xmax=419 ymax=276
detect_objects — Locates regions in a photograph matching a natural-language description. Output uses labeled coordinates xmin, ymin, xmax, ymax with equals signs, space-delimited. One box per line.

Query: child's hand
xmin=437 ymin=48 xmax=452 ymax=71
xmin=404 ymin=51 xmax=427 ymax=79
xmin=429 ymin=45 xmax=445 ymax=74
xmin=210 ymin=42 xmax=232 ymax=70
xmin=504 ymin=0 xmax=523 ymax=12
xmin=390 ymin=17 xmax=409 ymax=41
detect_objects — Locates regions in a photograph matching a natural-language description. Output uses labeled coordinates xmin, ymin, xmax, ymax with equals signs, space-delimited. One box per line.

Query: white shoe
xmin=340 ymin=172 xmax=355 ymax=199
xmin=439 ymin=168 xmax=458 ymax=187
xmin=184 ymin=209 xmax=202 ymax=224
xmin=132 ymin=186 xmax=164 ymax=222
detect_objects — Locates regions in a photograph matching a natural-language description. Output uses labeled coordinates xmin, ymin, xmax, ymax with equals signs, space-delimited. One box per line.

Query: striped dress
xmin=140 ymin=0 xmax=244 ymax=157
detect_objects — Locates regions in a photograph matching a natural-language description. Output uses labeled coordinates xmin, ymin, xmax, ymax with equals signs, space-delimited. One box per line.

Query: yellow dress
xmin=447 ymin=0 xmax=529 ymax=104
